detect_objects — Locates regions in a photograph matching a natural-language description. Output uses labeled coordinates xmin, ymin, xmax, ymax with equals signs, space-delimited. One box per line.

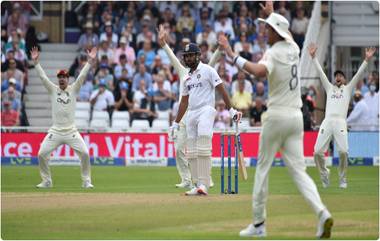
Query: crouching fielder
xmin=158 ymin=25 xmax=221 ymax=188
xmin=308 ymin=44 xmax=376 ymax=188
xmin=31 ymin=46 xmax=97 ymax=188
xmin=170 ymin=42 xmax=242 ymax=196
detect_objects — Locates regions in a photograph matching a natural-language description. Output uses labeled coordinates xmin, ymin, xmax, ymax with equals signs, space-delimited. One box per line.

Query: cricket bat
xmin=235 ymin=122 xmax=248 ymax=180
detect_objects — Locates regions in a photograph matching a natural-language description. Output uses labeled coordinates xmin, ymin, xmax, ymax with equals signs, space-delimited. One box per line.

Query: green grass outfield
xmin=1 ymin=166 xmax=379 ymax=240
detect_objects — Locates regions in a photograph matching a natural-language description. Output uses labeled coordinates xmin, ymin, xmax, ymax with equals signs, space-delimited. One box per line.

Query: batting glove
xmin=168 ymin=122 xmax=180 ymax=141
xmin=229 ymin=108 xmax=242 ymax=122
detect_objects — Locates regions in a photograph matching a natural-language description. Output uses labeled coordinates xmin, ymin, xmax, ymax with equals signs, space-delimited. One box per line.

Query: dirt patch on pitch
xmin=2 ymin=192 xmax=251 ymax=212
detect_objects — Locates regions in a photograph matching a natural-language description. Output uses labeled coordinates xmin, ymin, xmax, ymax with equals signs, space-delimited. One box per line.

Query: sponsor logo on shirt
xmin=187 ymin=82 xmax=203 ymax=91
xmin=331 ymin=89 xmax=343 ymax=99
xmin=57 ymin=97 xmax=71 ymax=104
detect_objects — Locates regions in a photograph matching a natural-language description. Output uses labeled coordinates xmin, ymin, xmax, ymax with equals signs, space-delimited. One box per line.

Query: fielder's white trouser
xmin=38 ymin=130 xmax=91 ymax=183
xmin=314 ymin=117 xmax=348 ymax=180
xmin=186 ymin=106 xmax=216 ymax=187
xmin=253 ymin=108 xmax=326 ymax=225
xmin=174 ymin=121 xmax=192 ymax=184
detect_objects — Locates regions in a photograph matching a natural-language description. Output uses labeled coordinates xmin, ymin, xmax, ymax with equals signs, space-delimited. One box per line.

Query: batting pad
xmin=197 ymin=135 xmax=212 ymax=157
xmin=197 ymin=135 xmax=212 ymax=188
xmin=186 ymin=138 xmax=197 ymax=159
xmin=186 ymin=138 xmax=198 ymax=185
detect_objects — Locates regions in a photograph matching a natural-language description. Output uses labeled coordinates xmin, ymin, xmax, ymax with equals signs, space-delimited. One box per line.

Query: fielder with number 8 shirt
xmin=219 ymin=2 xmax=333 ymax=238
xmin=30 ymin=46 xmax=97 ymax=189
xmin=157 ymin=25 xmax=222 ymax=189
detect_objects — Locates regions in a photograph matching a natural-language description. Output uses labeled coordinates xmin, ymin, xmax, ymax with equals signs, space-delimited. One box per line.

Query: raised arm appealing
xmin=218 ymin=34 xmax=267 ymax=78
xmin=72 ymin=47 xmax=98 ymax=92
xmin=347 ymin=47 xmax=376 ymax=90
xmin=308 ymin=43 xmax=332 ymax=92
xmin=158 ymin=24 xmax=188 ymax=80
xmin=208 ymin=47 xmax=222 ymax=67
xmin=30 ymin=46 xmax=55 ymax=93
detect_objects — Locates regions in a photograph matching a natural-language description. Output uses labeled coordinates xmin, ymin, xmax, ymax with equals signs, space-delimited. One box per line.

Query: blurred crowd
xmin=1 ymin=2 xmax=36 ymax=128
xmin=65 ymin=1 xmax=314 ymax=129
xmin=0 ymin=1 xmax=378 ymax=131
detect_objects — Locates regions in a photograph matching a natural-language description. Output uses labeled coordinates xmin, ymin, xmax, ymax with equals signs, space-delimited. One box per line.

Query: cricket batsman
xmin=218 ymin=1 xmax=333 ymax=238
xmin=169 ymin=39 xmax=242 ymax=196
xmin=308 ymin=43 xmax=376 ymax=188
xmin=31 ymin=46 xmax=97 ymax=188
xmin=157 ymin=25 xmax=222 ymax=189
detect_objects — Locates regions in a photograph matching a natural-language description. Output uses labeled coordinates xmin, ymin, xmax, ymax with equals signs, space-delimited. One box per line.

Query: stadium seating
xmin=156 ymin=110 xmax=170 ymax=120
xmin=76 ymin=102 xmax=91 ymax=111
xmin=112 ymin=111 xmax=130 ymax=128
xmin=152 ymin=119 xmax=170 ymax=129
xmin=131 ymin=120 xmax=150 ymax=129
xmin=90 ymin=111 xmax=109 ymax=128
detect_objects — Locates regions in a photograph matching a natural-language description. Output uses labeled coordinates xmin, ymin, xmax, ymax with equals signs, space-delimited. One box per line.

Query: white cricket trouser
xmin=38 ymin=130 xmax=91 ymax=183
xmin=252 ymin=108 xmax=326 ymax=225
xmin=314 ymin=117 xmax=348 ymax=180
xmin=185 ymin=105 xmax=217 ymax=187
xmin=174 ymin=121 xmax=191 ymax=183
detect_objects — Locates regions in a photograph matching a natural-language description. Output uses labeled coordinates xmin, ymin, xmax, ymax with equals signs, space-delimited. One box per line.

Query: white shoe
xmin=316 ymin=209 xmax=333 ymax=239
xmin=36 ymin=180 xmax=52 ymax=188
xmin=82 ymin=181 xmax=94 ymax=189
xmin=209 ymin=178 xmax=214 ymax=188
xmin=185 ymin=187 xmax=200 ymax=196
xmin=339 ymin=178 xmax=347 ymax=189
xmin=321 ymin=170 xmax=330 ymax=188
xmin=196 ymin=184 xmax=208 ymax=195
xmin=239 ymin=223 xmax=267 ymax=238
xmin=175 ymin=181 xmax=193 ymax=189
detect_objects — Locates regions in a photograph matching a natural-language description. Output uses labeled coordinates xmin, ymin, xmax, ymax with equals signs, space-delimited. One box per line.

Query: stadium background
xmin=1 ymin=1 xmax=379 ymax=240
xmin=1 ymin=1 xmax=378 ymax=165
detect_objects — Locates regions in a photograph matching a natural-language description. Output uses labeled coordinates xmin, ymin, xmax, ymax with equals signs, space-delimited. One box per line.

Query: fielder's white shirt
xmin=313 ymin=58 xmax=368 ymax=118
xmin=162 ymin=44 xmax=221 ymax=100
xmin=182 ymin=62 xmax=223 ymax=111
xmin=162 ymin=43 xmax=221 ymax=121
xmin=259 ymin=40 xmax=302 ymax=110
xmin=35 ymin=62 xmax=91 ymax=133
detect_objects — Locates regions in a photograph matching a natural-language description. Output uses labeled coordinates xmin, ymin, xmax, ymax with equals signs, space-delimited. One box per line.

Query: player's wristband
xmin=233 ymin=56 xmax=247 ymax=69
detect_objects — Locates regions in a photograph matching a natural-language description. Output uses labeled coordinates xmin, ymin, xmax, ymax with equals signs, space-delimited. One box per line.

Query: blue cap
xmin=120 ymin=82 xmax=129 ymax=90
xmin=99 ymin=79 xmax=107 ymax=86
xmin=147 ymin=88 xmax=155 ymax=97
xmin=183 ymin=43 xmax=200 ymax=54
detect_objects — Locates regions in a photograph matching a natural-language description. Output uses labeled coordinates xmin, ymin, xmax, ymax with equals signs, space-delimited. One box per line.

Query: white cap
xmin=143 ymin=15 xmax=151 ymax=21
xmin=9 ymin=78 xmax=16 ymax=84
xmin=258 ymin=13 xmax=292 ymax=41
xmin=85 ymin=22 xmax=93 ymax=29
xmin=120 ymin=36 xmax=127 ymax=44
